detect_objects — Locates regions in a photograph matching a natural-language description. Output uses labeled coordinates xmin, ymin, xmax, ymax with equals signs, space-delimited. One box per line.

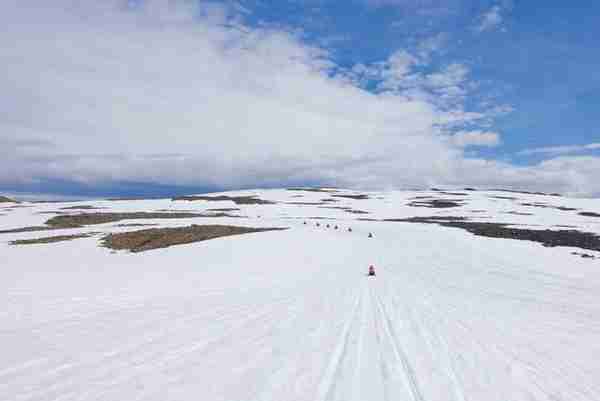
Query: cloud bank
xmin=2 ymin=0 xmax=600 ymax=197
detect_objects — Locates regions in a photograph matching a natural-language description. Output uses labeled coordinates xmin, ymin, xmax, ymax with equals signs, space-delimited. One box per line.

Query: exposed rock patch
xmin=61 ymin=205 xmax=104 ymax=210
xmin=10 ymin=233 xmax=95 ymax=245
xmin=332 ymin=194 xmax=369 ymax=200
xmin=579 ymin=212 xmax=600 ymax=218
xmin=571 ymin=252 xmax=598 ymax=260
xmin=386 ymin=216 xmax=600 ymax=253
xmin=408 ymin=199 xmax=464 ymax=208
xmin=520 ymin=203 xmax=578 ymax=211
xmin=172 ymin=195 xmax=275 ymax=205
xmin=505 ymin=211 xmax=534 ymax=216
xmin=101 ymin=224 xmax=287 ymax=253
xmin=0 ymin=212 xmax=227 ymax=234
xmin=0 ymin=196 xmax=17 ymax=203
xmin=437 ymin=192 xmax=468 ymax=196
xmin=45 ymin=212 xmax=219 ymax=228
xmin=287 ymin=188 xmax=336 ymax=193
xmin=0 ymin=226 xmax=58 ymax=234
xmin=491 ymin=189 xmax=561 ymax=197
xmin=114 ymin=223 xmax=159 ymax=228
xmin=287 ymin=202 xmax=327 ymax=206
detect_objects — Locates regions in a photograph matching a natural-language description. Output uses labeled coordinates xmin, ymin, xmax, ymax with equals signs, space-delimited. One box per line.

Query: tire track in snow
xmin=314 ymin=286 xmax=363 ymax=401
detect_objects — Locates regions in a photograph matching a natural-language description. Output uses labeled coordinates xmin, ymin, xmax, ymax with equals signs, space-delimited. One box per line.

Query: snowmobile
xmin=368 ymin=265 xmax=376 ymax=277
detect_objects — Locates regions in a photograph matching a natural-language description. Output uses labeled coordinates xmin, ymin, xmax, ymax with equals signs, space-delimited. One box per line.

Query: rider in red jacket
xmin=368 ymin=265 xmax=376 ymax=276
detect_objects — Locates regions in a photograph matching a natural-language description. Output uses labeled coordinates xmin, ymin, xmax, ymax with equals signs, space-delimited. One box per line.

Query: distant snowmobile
xmin=368 ymin=265 xmax=376 ymax=277
xmin=368 ymin=232 xmax=373 ymax=238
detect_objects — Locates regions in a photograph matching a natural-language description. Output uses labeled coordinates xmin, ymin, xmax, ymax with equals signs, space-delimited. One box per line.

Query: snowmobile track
xmin=315 ymin=287 xmax=363 ymax=401
xmin=371 ymin=284 xmax=424 ymax=401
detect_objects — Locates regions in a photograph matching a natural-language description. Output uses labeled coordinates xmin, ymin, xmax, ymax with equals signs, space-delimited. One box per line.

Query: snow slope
xmin=2 ymin=188 xmax=600 ymax=401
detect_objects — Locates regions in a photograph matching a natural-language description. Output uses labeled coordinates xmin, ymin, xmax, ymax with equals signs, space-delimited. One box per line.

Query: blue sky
xmin=1 ymin=0 xmax=599 ymax=197
xmin=236 ymin=0 xmax=600 ymax=161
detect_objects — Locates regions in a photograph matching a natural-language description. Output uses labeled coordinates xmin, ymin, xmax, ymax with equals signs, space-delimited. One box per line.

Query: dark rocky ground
xmin=385 ymin=216 xmax=600 ymax=255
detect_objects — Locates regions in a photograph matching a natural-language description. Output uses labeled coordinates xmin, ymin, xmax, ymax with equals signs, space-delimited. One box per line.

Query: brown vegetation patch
xmin=0 ymin=196 xmax=17 ymax=203
xmin=10 ymin=233 xmax=95 ymax=245
xmin=172 ymin=195 xmax=276 ymax=205
xmin=101 ymin=224 xmax=287 ymax=253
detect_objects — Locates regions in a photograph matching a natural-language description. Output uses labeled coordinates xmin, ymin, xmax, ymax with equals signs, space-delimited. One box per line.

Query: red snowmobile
xmin=368 ymin=265 xmax=376 ymax=277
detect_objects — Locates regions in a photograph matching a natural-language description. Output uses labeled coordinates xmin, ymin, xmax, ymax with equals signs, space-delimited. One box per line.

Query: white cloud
xmin=416 ymin=33 xmax=448 ymax=61
xmin=2 ymin=1 xmax=600 ymax=197
xmin=475 ymin=5 xmax=504 ymax=32
xmin=451 ymin=131 xmax=501 ymax=148
xmin=519 ymin=143 xmax=600 ymax=156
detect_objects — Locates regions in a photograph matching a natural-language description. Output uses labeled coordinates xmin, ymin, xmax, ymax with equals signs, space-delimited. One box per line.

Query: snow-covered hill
xmin=2 ymin=188 xmax=600 ymax=400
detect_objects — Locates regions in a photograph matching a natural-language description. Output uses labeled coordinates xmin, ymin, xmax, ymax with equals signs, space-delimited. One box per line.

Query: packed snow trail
xmin=3 ymin=194 xmax=600 ymax=400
